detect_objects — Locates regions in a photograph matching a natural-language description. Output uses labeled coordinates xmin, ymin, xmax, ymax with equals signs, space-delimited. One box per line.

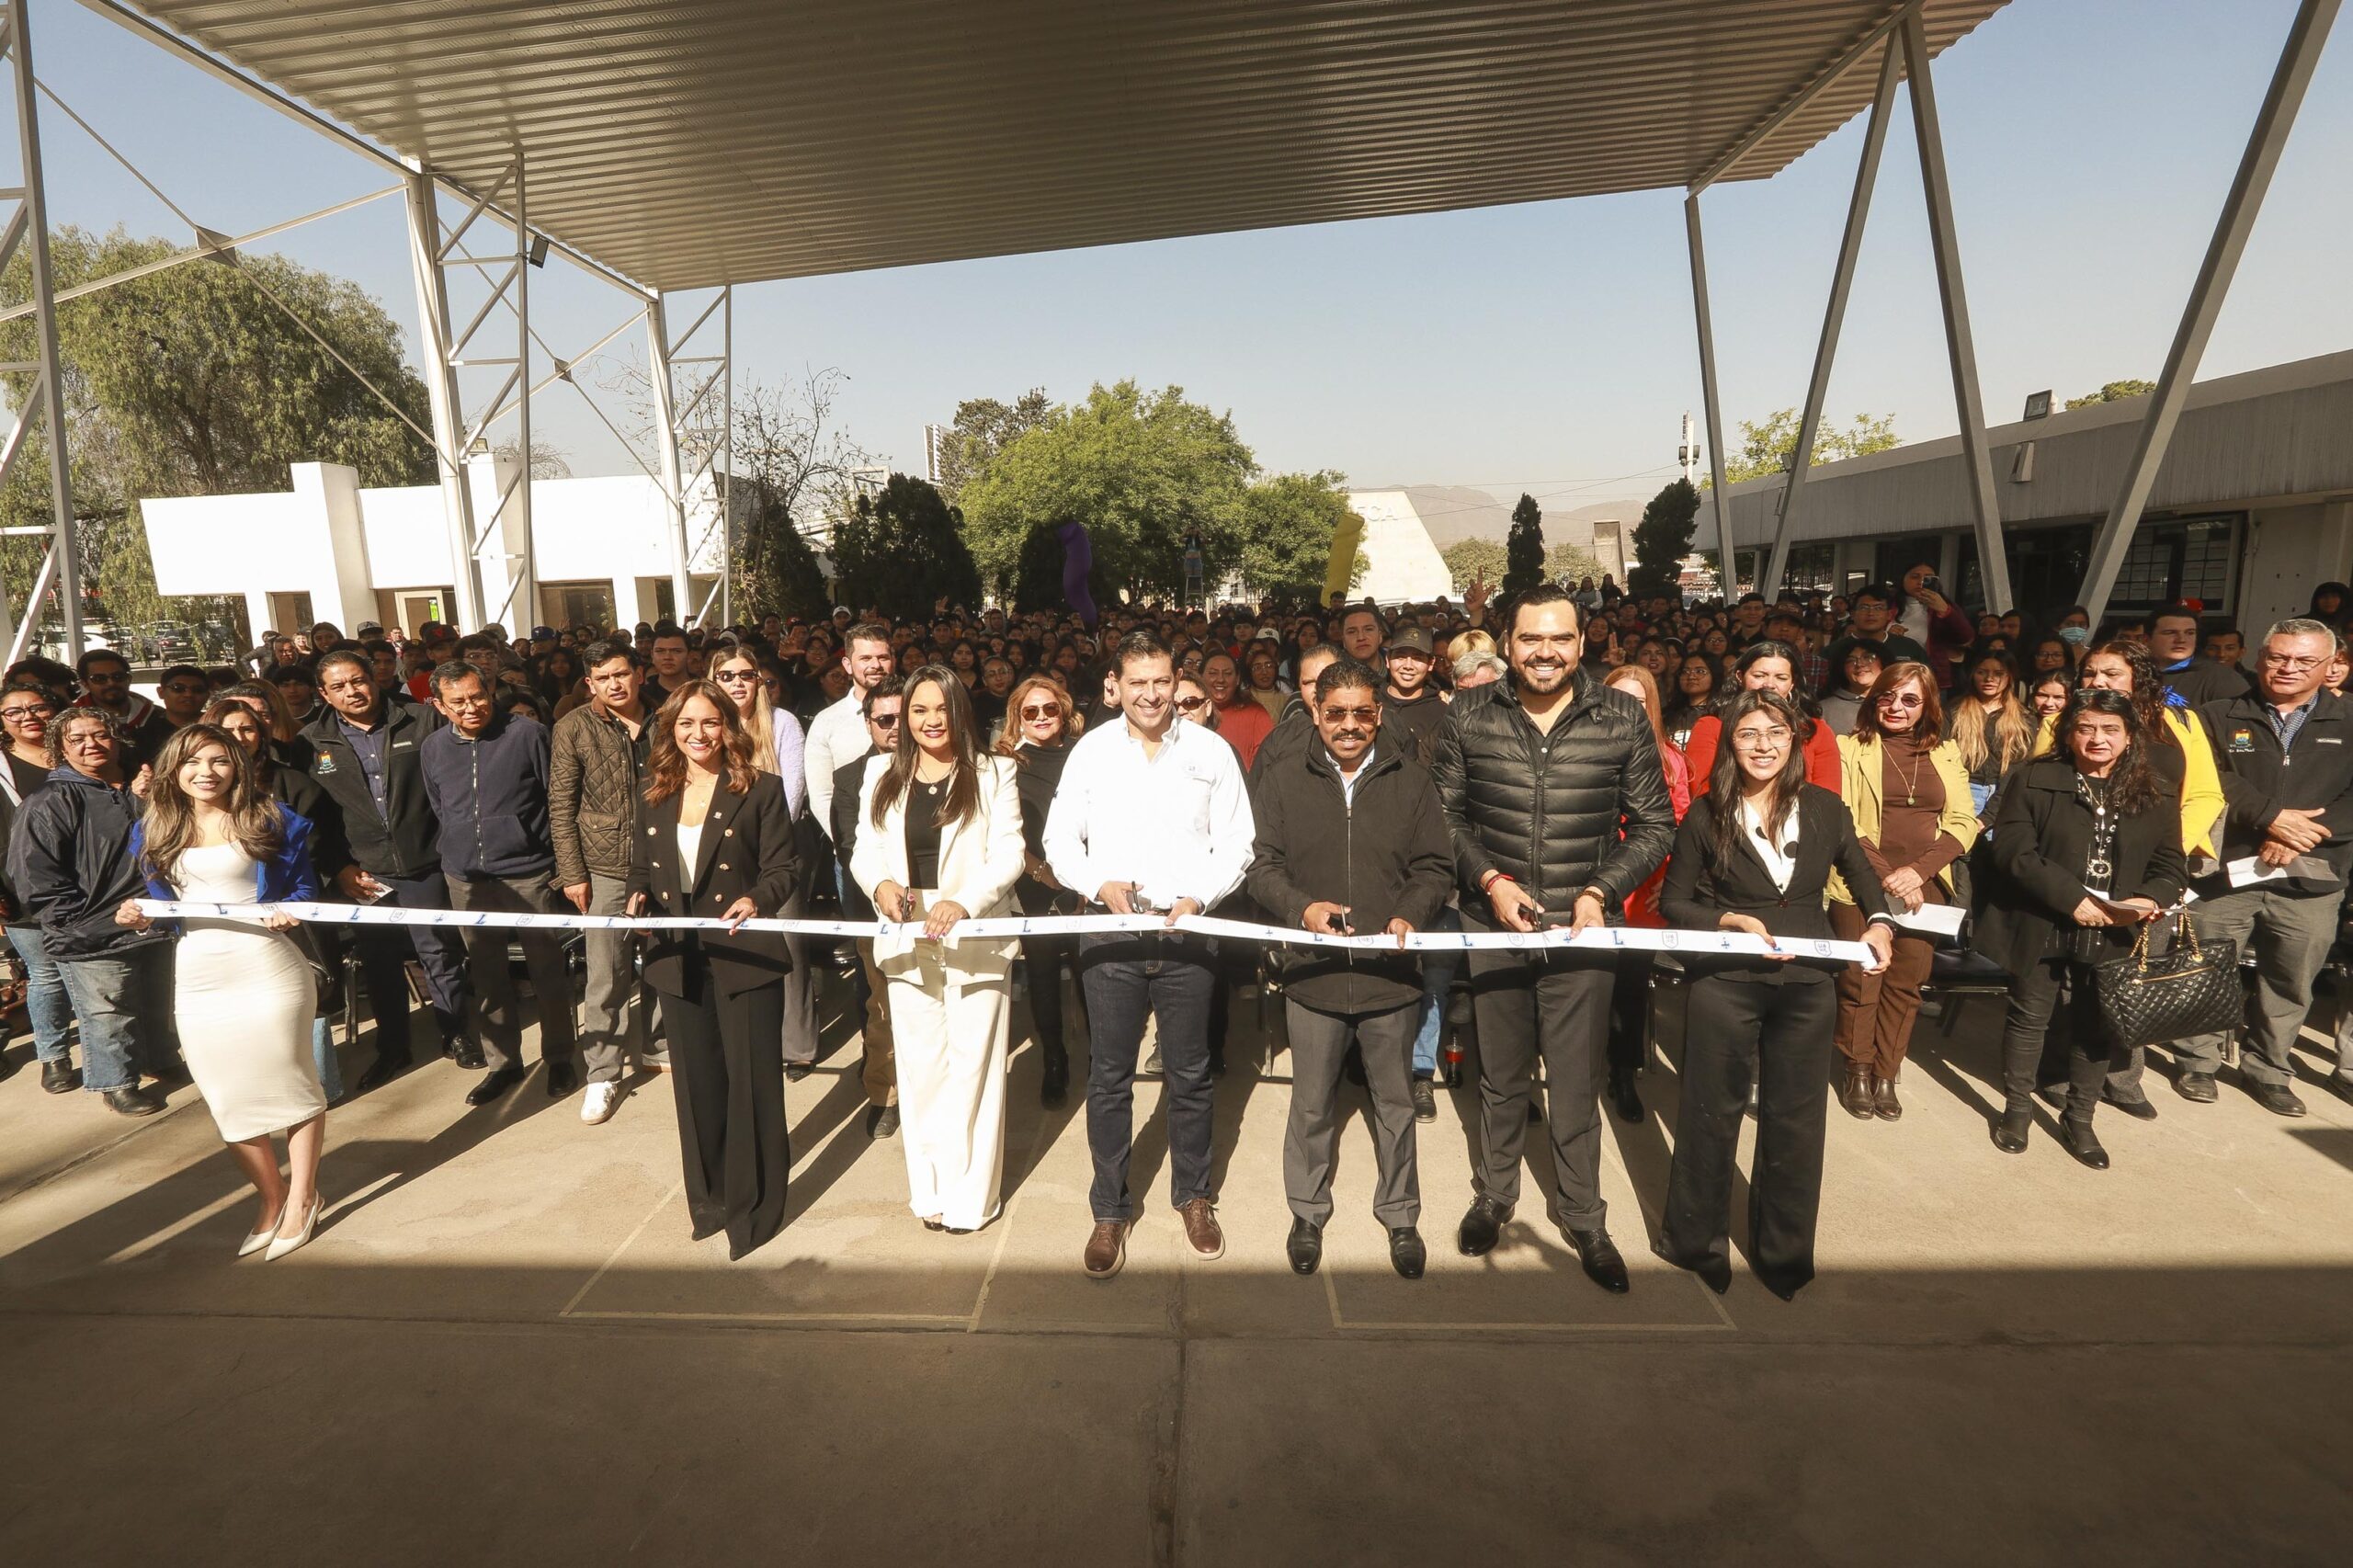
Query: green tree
xmin=1545 ymin=540 xmax=1602 ymax=585
xmin=2064 ymin=379 xmax=2156 ymax=410
xmin=733 ymin=486 xmax=830 ymax=621
xmin=1441 ymin=538 xmax=1507 ymax=593
xmin=1 ymin=226 xmax=434 ymax=637
xmin=936 ymin=388 xmax=1051 ymax=504
xmin=1503 ymin=493 xmax=1545 ymax=592
xmin=1719 ymin=408 xmax=1902 ymax=484
xmin=1628 ymin=479 xmax=1699 ymax=601
xmin=710 ymin=371 xmax=869 ymax=620
xmin=1234 ymin=471 xmax=1364 ymax=604
xmin=958 ymin=381 xmax=1256 ymax=603
xmin=831 ymin=473 xmax=981 ymax=619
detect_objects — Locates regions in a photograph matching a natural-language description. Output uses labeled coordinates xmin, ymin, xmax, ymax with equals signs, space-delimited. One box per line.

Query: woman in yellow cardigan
xmin=2021 ymin=640 xmax=2222 ymax=1117
xmin=1828 ymin=662 xmax=1980 ymax=1121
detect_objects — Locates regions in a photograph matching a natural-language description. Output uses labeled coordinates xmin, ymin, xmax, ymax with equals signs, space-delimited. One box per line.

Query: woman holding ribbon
xmin=628 ymin=679 xmax=801 ymax=1259
xmin=1654 ymin=691 xmax=1893 ymax=1300
xmin=113 ymin=723 xmax=330 ymax=1260
xmin=851 ymin=665 xmax=1026 ymax=1233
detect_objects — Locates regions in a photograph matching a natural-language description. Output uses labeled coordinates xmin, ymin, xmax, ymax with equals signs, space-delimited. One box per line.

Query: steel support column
xmin=1901 ymin=8 xmax=2011 ymax=614
xmin=1765 ymin=40 xmax=1902 ymax=599
xmin=1683 ymin=194 xmax=1736 ymax=597
xmin=2081 ymin=0 xmax=2341 ymax=620
xmin=645 ymin=295 xmax=695 ymax=622
xmin=404 ymin=163 xmax=483 ymax=629
xmin=719 ymin=286 xmax=733 ymax=627
xmin=4 ymin=0 xmax=84 ymax=655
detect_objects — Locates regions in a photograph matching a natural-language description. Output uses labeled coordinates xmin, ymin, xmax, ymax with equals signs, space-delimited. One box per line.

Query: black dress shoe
xmin=1991 ymin=1108 xmax=2032 ymax=1154
xmin=546 ymin=1060 xmax=580 ymax=1096
xmin=2246 ymin=1081 xmax=2307 ymax=1118
xmin=2328 ymin=1074 xmax=2353 ymax=1108
xmin=785 ymin=1062 xmax=813 ymax=1083
xmin=1649 ymin=1240 xmax=1731 ymax=1295
xmin=2059 ymin=1119 xmax=2109 ymax=1170
xmin=102 ymin=1084 xmax=165 ymax=1117
xmin=40 ymin=1059 xmax=81 ymax=1095
xmin=465 ymin=1064 xmax=527 ymax=1106
xmin=352 ymin=1051 xmax=412 ymax=1095
xmin=449 ymin=1037 xmax=487 ymax=1071
xmin=1456 ymin=1195 xmax=1511 ymax=1256
xmin=152 ymin=1058 xmax=192 ymax=1088
xmin=2175 ymin=1070 xmax=2218 ymax=1103
xmin=1040 ymin=1052 xmax=1069 ymax=1106
xmin=2100 ymin=1087 xmax=2158 ymax=1121
xmin=1389 ymin=1226 xmax=1427 ymax=1279
xmin=1605 ymin=1069 xmax=1643 ymax=1125
xmin=1563 ymin=1224 xmax=1631 ymax=1293
xmin=1286 ymin=1216 xmax=1324 ymax=1276
xmin=867 ymin=1104 xmax=899 ymax=1140
xmin=1409 ymin=1076 xmax=1438 ymax=1123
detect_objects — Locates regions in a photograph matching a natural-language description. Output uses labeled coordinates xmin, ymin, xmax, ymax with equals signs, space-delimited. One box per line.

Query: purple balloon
xmin=1058 ymin=520 xmax=1097 ymax=626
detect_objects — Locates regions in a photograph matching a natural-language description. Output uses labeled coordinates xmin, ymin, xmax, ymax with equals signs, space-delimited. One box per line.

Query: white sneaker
xmin=580 ymin=1081 xmax=621 ymax=1125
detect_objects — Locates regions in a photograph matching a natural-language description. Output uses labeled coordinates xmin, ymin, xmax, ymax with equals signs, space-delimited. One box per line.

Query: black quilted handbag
xmin=2092 ymin=912 xmax=2241 ymax=1051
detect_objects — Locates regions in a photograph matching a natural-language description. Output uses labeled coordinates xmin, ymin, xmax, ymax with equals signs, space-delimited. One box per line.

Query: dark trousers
xmin=662 ymin=949 xmax=789 ymax=1259
xmin=1606 ymin=951 xmax=1653 ymax=1076
xmin=1829 ymin=901 xmax=1937 ymax=1078
xmin=446 ymin=871 xmax=577 ymax=1072
xmin=357 ymin=869 xmax=468 ymax=1056
xmin=778 ymin=886 xmax=818 ymax=1066
xmin=1081 ymin=933 xmax=1215 ymax=1222
xmin=1284 ymin=997 xmax=1419 ymax=1226
xmin=1022 ymin=932 xmax=1080 ymax=1060
xmin=1467 ymin=918 xmax=1612 ymax=1230
xmin=1659 ymin=971 xmax=1836 ymax=1295
xmin=2002 ymin=958 xmax=2113 ymax=1120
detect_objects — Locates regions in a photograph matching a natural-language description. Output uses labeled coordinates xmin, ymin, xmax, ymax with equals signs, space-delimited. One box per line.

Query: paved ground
xmin=2 ymin=971 xmax=2350 ymax=1565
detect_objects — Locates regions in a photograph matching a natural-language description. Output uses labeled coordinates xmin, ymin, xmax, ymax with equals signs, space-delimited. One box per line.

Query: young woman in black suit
xmin=1655 ymin=690 xmax=1895 ymax=1301
xmin=628 ymin=679 xmax=801 ymax=1259
xmin=1973 ymin=687 xmax=2182 ymax=1169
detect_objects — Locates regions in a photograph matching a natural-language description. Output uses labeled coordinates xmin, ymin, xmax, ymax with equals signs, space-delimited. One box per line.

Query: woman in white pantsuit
xmin=851 ymin=665 xmax=1025 ymax=1233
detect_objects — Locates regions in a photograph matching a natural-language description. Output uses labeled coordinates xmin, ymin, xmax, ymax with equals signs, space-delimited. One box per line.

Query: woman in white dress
xmin=116 ymin=724 xmax=329 ymax=1260
xmin=851 ymin=665 xmax=1026 ymax=1233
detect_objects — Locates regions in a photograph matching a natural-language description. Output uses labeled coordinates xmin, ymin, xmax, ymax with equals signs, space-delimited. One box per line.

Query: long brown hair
xmin=993 ymin=675 xmax=1081 ymax=758
xmin=1854 ymin=661 xmax=1946 ymax=744
xmin=1603 ymin=663 xmax=1670 ymax=756
xmin=140 ymin=723 xmax=285 ymax=887
xmin=1949 ymin=650 xmax=2033 ymax=776
xmin=870 ymin=665 xmax=983 ymax=832
xmin=642 ymin=679 xmax=761 ymax=803
xmin=1708 ymin=690 xmax=1810 ymax=867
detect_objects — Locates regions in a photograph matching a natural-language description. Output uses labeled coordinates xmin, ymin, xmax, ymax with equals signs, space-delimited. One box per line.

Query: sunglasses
xmin=1018 ymin=704 xmax=1061 ymax=721
xmin=1318 ymin=706 xmax=1379 ymax=724
xmin=1174 ymin=696 xmax=1208 ymax=711
xmin=870 ymin=711 xmax=902 ymax=727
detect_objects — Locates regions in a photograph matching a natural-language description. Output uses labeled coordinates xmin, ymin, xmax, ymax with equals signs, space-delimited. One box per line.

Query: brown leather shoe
xmin=1178 ymin=1197 xmax=1225 ymax=1260
xmin=1872 ymin=1074 xmax=1903 ymax=1121
xmin=1082 ymin=1220 xmax=1127 ymax=1279
xmin=1840 ymin=1068 xmax=1876 ymax=1120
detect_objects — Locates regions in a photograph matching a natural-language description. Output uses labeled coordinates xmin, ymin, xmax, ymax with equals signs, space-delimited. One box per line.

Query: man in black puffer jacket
xmin=1431 ymin=585 xmax=1675 ymax=1292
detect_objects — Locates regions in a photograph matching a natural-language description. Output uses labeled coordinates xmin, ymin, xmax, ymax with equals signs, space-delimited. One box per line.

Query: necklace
xmin=1890 ymin=735 xmax=1928 ymax=807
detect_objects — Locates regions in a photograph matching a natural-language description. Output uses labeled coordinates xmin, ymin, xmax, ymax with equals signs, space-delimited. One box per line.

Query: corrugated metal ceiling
xmin=119 ymin=1 xmax=2009 ymax=291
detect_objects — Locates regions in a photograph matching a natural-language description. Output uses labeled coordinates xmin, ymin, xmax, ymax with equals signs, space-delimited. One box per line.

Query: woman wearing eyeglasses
xmin=1657 ymin=691 xmax=1894 ymax=1299
xmin=1827 ymin=661 xmax=1978 ymax=1121
xmin=852 ymin=665 xmax=1026 ymax=1233
xmin=996 ymin=676 xmax=1086 ymax=1103
xmin=710 ymin=644 xmax=822 ymax=1073
xmin=1 ymin=681 xmax=72 ymax=1090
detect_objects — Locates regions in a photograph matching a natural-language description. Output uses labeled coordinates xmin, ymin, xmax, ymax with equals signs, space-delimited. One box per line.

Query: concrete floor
xmin=2 ymin=974 xmax=2350 ymax=1565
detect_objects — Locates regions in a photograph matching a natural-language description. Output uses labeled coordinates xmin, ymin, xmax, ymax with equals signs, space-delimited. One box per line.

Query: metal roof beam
xmin=1692 ymin=2 xmax=1921 ymax=194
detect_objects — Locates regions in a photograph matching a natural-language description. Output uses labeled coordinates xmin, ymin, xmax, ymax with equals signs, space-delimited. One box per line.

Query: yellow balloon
xmin=1321 ymin=512 xmax=1365 ymax=607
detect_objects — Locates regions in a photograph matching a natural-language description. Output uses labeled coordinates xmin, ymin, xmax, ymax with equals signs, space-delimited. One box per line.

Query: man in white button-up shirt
xmin=803 ymin=622 xmax=897 ymax=842
xmin=1044 ymin=631 xmax=1254 ymax=1279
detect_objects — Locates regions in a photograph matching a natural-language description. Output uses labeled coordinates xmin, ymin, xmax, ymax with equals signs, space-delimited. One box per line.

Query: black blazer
xmin=1974 ymin=755 xmax=2186 ymax=976
xmin=628 ymin=771 xmax=800 ymax=997
xmin=1658 ymin=784 xmax=1893 ymax=983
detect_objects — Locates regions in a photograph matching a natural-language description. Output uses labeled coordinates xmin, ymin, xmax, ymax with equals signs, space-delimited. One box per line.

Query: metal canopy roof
xmin=116 ymin=0 xmax=2006 ymax=292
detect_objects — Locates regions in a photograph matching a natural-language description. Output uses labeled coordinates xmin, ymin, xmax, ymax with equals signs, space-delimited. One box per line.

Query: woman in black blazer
xmin=1656 ymin=691 xmax=1895 ymax=1301
xmin=628 ymin=679 xmax=801 ymax=1259
xmin=1974 ymin=687 xmax=2182 ymax=1170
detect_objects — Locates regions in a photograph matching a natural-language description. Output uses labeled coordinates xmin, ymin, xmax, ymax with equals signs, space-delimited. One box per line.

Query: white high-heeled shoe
xmin=263 ymin=1194 xmax=323 ymax=1262
xmin=237 ymin=1210 xmax=281 ymax=1259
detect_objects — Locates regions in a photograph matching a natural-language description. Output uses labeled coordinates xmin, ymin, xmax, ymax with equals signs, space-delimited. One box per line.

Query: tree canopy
xmin=1628 ymin=479 xmax=1699 ymax=601
xmin=935 ymin=389 xmax=1051 ymax=504
xmin=2065 ymin=379 xmax=2156 ymax=410
xmin=1718 ymin=408 xmax=1901 ymax=485
xmin=831 ymin=472 xmax=981 ymax=619
xmin=1544 ymin=539 xmax=1602 ymax=585
xmin=1441 ymin=538 xmax=1506 ymax=594
xmin=1503 ymin=493 xmax=1546 ymax=592
xmin=1 ymin=226 xmax=435 ymax=634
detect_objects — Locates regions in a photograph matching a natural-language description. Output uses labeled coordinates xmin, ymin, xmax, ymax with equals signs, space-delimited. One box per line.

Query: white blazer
xmin=848 ymin=752 xmax=1026 ymax=978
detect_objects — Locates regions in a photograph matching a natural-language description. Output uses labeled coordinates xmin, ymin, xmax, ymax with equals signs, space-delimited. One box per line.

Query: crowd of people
xmin=2 ymin=562 xmax=2349 ymax=1297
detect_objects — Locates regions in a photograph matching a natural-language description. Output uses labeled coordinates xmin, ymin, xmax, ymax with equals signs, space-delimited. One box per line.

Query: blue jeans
xmin=52 ymin=945 xmax=172 ymax=1093
xmin=312 ymin=1016 xmax=344 ymax=1102
xmin=1080 ymin=933 xmax=1217 ymax=1221
xmin=6 ymin=925 xmax=75 ymax=1062
xmin=1411 ymin=908 xmax=1461 ymax=1077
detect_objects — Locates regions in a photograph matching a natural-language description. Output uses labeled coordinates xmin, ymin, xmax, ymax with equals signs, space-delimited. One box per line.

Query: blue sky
xmin=20 ymin=0 xmax=2353 ymax=511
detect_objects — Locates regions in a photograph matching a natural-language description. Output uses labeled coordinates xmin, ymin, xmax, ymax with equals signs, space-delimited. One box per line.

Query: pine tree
xmin=1503 ymin=493 xmax=1546 ymax=593
xmin=1628 ymin=479 xmax=1699 ymax=602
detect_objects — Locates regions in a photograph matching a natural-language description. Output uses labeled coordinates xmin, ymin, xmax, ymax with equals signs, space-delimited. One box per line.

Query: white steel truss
xmin=646 ymin=285 xmax=733 ymax=628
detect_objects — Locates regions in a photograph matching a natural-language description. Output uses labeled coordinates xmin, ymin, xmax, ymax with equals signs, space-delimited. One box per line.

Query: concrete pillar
xmin=2237 ymin=501 xmax=2353 ymax=642
xmin=291 ymin=462 xmax=379 ymax=631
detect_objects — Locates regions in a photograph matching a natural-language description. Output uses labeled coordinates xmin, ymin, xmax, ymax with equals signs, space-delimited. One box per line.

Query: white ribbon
xmin=131 ymin=899 xmax=1877 ymax=964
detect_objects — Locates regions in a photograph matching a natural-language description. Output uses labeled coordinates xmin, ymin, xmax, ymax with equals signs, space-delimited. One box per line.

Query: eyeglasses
xmin=2260 ymin=653 xmax=2327 ymax=671
xmin=1 ymin=702 xmax=53 ymax=722
xmin=1877 ymin=692 xmax=1926 ymax=710
xmin=162 ymin=682 xmax=209 ymax=697
xmin=714 ymin=667 xmax=757 ymax=682
xmin=1174 ymin=696 xmax=1208 ymax=711
xmin=1318 ymin=706 xmax=1379 ymax=724
xmin=1018 ymin=704 xmax=1061 ymax=721
xmin=1733 ymin=726 xmax=1793 ymax=748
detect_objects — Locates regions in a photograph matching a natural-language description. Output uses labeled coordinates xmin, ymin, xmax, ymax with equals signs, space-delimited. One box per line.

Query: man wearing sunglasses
xmin=830 ymin=677 xmax=904 ymax=1140
xmin=1245 ymin=657 xmax=1453 ymax=1280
